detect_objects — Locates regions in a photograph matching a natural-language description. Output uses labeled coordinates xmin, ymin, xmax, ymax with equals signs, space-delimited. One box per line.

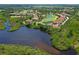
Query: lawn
xmin=0 ymin=44 xmax=49 ymax=55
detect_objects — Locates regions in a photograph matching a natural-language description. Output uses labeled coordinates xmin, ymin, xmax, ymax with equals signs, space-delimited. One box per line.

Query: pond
xmin=0 ymin=24 xmax=51 ymax=48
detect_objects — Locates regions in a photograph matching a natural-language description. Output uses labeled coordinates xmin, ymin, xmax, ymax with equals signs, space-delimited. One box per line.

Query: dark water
xmin=0 ymin=26 xmax=51 ymax=47
xmin=0 ymin=21 xmax=76 ymax=55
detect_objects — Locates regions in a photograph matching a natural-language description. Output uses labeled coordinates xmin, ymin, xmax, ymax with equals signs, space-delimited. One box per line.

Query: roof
xmin=53 ymin=16 xmax=65 ymax=23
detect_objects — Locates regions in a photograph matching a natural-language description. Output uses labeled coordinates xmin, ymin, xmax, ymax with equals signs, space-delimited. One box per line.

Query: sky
xmin=0 ymin=0 xmax=79 ymax=4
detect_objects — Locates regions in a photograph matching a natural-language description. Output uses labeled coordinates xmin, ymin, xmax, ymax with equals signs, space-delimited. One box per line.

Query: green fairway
xmin=41 ymin=14 xmax=58 ymax=24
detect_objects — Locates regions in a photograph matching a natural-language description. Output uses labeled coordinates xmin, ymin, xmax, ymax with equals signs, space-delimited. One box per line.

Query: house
xmin=40 ymin=12 xmax=69 ymax=28
xmin=52 ymin=12 xmax=69 ymax=28
xmin=32 ymin=14 xmax=39 ymax=21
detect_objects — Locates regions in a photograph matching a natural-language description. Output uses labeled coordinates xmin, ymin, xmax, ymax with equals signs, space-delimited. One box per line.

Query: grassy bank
xmin=0 ymin=44 xmax=49 ymax=55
